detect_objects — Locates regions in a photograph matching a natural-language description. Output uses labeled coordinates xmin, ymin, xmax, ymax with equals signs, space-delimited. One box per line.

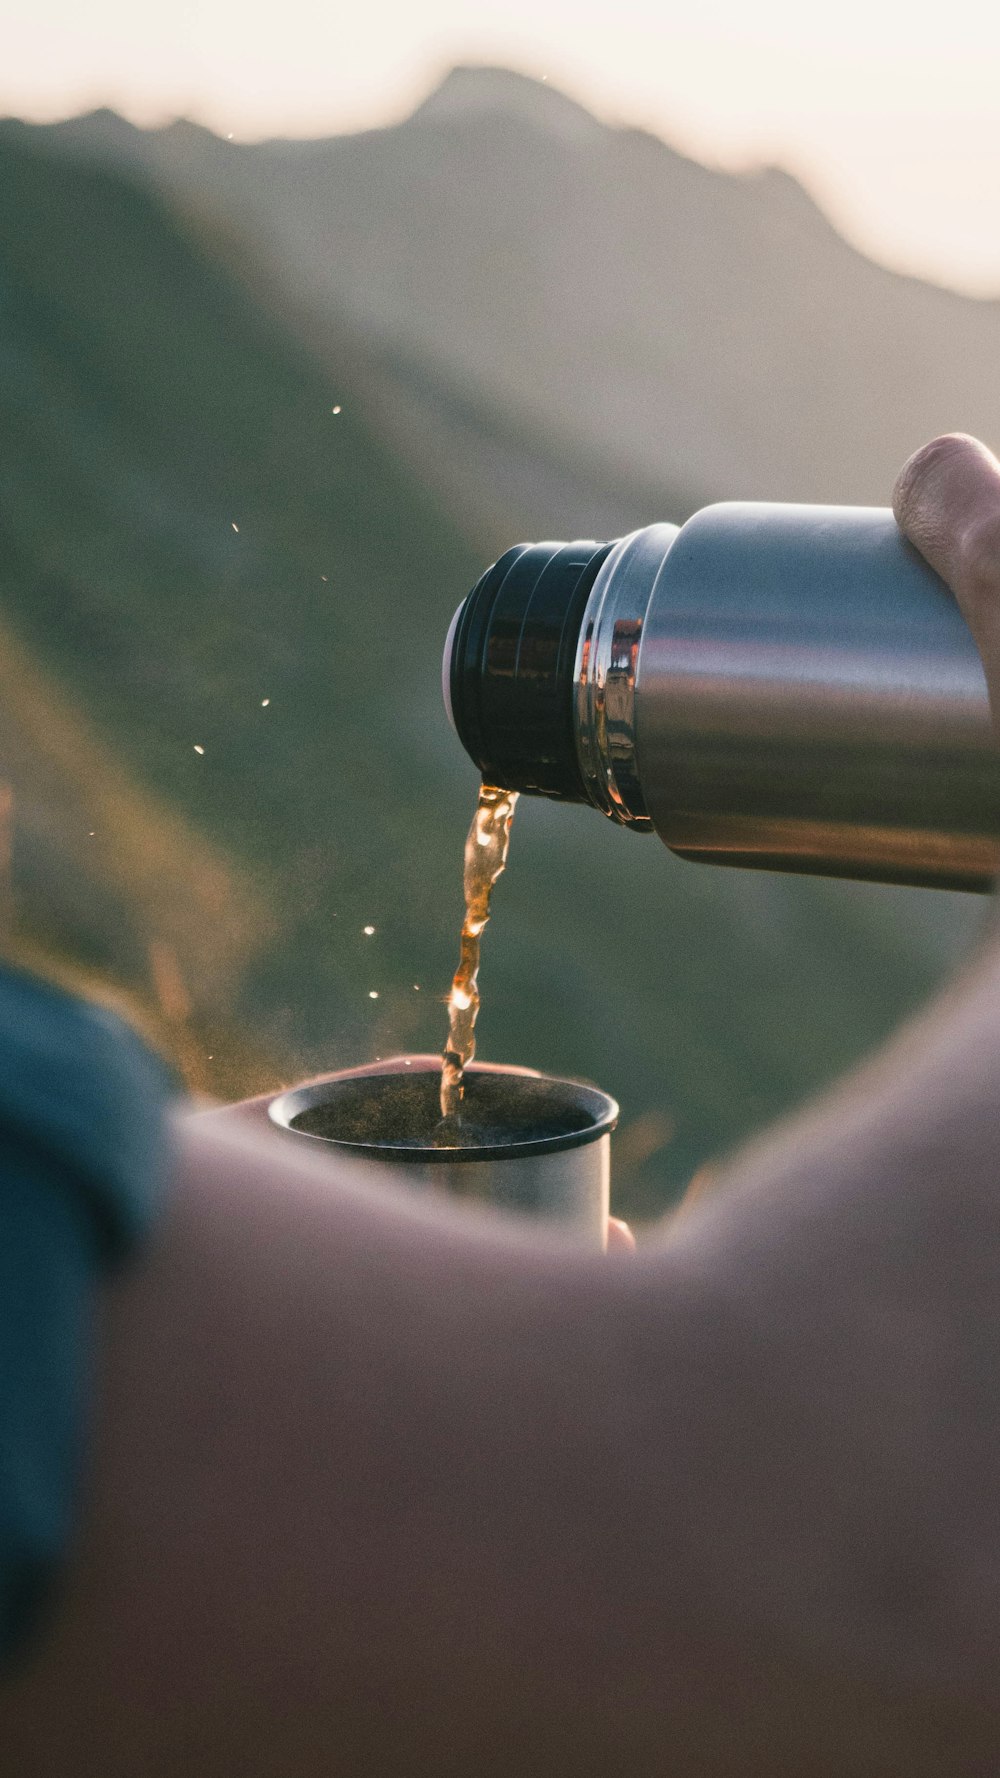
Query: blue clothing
xmin=0 ymin=968 xmax=170 ymax=1666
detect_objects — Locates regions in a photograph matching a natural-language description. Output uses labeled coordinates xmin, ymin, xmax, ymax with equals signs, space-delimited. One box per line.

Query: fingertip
xmin=893 ymin=433 xmax=1000 ymax=530
xmin=606 ymin=1216 xmax=636 ymax=1253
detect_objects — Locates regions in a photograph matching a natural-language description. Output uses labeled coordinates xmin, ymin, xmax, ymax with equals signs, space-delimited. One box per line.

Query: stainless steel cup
xmin=267 ymin=1055 xmax=617 ymax=1248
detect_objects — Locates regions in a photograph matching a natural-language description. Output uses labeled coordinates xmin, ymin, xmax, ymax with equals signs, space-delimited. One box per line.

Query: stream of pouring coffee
xmin=440 ymin=783 xmax=519 ymax=1122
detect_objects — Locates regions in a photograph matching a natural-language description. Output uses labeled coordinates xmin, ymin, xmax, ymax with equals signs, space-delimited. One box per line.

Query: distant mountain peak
xmin=157 ymin=116 xmax=219 ymax=143
xmin=44 ymin=106 xmax=145 ymax=150
xmin=412 ymin=65 xmax=604 ymax=145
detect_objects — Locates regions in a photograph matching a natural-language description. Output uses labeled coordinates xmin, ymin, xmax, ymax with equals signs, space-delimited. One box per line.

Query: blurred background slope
xmin=0 ymin=78 xmax=986 ymax=1215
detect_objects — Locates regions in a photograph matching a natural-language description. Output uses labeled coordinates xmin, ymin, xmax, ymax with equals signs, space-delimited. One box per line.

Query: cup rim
xmin=268 ymin=1056 xmax=618 ymax=1163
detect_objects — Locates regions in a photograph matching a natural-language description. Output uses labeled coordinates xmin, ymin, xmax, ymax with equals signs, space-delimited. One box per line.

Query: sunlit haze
xmin=4 ymin=0 xmax=1000 ymax=295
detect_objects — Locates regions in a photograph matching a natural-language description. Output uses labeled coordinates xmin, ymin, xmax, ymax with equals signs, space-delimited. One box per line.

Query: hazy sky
xmin=5 ymin=0 xmax=1000 ymax=295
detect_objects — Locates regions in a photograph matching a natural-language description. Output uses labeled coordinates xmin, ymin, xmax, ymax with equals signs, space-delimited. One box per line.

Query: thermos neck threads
xmin=447 ymin=539 xmax=613 ymax=803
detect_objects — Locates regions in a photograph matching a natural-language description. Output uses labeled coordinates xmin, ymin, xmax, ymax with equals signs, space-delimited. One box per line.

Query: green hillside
xmin=0 ymin=126 xmax=983 ymax=1216
xmin=0 ymin=121 xmax=484 ymax=1064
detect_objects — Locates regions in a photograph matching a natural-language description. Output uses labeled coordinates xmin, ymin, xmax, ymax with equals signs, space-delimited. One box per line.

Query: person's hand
xmin=893 ymin=432 xmax=1000 ymax=724
xmin=606 ymin=1215 xmax=635 ymax=1250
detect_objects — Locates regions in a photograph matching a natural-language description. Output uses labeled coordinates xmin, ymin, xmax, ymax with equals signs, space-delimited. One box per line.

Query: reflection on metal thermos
xmin=442 ymin=504 xmax=1000 ymax=892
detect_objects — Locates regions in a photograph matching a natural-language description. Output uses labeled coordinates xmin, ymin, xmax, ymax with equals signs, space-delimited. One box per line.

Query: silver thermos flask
xmin=442 ymin=504 xmax=1000 ymax=892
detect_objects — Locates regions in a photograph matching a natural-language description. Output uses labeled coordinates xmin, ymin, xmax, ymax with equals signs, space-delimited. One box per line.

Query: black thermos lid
xmin=446 ymin=539 xmax=613 ymax=801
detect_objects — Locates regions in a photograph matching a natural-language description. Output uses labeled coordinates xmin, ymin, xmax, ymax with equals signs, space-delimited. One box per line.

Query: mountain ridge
xmin=21 ymin=65 xmax=1000 ymax=520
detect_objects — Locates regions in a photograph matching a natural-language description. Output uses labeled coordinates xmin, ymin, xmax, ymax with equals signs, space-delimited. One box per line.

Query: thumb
xmin=893 ymin=433 xmax=1000 ymax=716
